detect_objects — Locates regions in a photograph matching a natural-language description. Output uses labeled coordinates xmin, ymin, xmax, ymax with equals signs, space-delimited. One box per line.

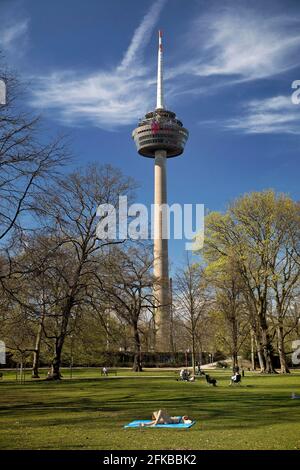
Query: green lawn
xmin=0 ymin=368 xmax=300 ymax=450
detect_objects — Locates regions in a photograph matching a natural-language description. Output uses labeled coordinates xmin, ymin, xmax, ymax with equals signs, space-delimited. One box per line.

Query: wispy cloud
xmin=206 ymin=95 xmax=300 ymax=135
xmin=181 ymin=5 xmax=300 ymax=136
xmin=118 ymin=0 xmax=166 ymax=71
xmin=165 ymin=5 xmax=300 ymax=105
xmin=30 ymin=0 xmax=166 ymax=129
xmin=185 ymin=7 xmax=300 ymax=81
xmin=0 ymin=19 xmax=29 ymax=57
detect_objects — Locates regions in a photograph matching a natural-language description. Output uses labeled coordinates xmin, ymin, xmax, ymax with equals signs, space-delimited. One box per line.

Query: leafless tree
xmin=97 ymin=245 xmax=155 ymax=372
xmin=0 ymin=71 xmax=68 ymax=254
xmin=20 ymin=164 xmax=136 ymax=379
xmin=174 ymin=257 xmax=212 ymax=374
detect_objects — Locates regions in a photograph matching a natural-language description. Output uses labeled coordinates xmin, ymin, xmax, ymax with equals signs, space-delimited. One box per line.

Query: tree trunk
xmin=255 ymin=333 xmax=265 ymax=372
xmin=250 ymin=328 xmax=256 ymax=370
xmin=49 ymin=339 xmax=64 ymax=380
xmin=191 ymin=331 xmax=196 ymax=375
xmin=32 ymin=346 xmax=41 ymax=379
xmin=277 ymin=324 xmax=290 ymax=374
xmin=199 ymin=347 xmax=203 ymax=367
xmin=231 ymin=314 xmax=239 ymax=372
xmin=232 ymin=351 xmax=238 ymax=372
xmin=132 ymin=321 xmax=142 ymax=372
xmin=259 ymin=315 xmax=276 ymax=373
xmin=48 ymin=298 xmax=73 ymax=380
xmin=32 ymin=313 xmax=45 ymax=378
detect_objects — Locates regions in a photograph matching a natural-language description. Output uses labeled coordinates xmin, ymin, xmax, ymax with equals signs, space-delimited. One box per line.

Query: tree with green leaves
xmin=203 ymin=190 xmax=300 ymax=373
xmin=205 ymin=259 xmax=249 ymax=371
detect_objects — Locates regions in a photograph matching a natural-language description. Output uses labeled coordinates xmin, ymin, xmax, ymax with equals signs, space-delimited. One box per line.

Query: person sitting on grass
xmin=179 ymin=368 xmax=189 ymax=381
xmin=141 ymin=410 xmax=192 ymax=427
xmin=178 ymin=369 xmax=195 ymax=382
xmin=230 ymin=371 xmax=241 ymax=385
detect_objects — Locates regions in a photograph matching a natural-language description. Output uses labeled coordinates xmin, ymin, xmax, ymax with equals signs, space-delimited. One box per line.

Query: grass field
xmin=0 ymin=368 xmax=300 ymax=450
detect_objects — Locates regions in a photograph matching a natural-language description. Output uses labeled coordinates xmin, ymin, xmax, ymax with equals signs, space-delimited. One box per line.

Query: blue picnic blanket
xmin=124 ymin=419 xmax=195 ymax=429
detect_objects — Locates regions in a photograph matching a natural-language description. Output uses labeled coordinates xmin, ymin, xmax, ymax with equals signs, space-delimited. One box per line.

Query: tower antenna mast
xmin=156 ymin=30 xmax=164 ymax=109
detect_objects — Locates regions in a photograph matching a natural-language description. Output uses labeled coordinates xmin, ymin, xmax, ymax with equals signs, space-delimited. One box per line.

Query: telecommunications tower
xmin=132 ymin=31 xmax=189 ymax=352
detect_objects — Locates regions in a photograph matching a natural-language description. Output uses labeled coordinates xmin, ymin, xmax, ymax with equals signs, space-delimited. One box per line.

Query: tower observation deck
xmin=132 ymin=31 xmax=189 ymax=352
xmin=132 ymin=30 xmax=188 ymax=158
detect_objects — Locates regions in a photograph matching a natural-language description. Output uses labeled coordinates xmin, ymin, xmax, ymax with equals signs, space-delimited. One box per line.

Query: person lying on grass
xmin=141 ymin=410 xmax=192 ymax=427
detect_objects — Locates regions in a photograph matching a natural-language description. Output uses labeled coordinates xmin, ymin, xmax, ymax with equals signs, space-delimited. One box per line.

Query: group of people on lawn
xmin=178 ymin=363 xmax=242 ymax=385
xmin=99 ymin=362 xmax=243 ymax=427
xmin=142 ymin=366 xmax=243 ymax=427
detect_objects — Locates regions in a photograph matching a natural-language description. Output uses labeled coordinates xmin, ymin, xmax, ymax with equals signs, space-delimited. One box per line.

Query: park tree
xmin=0 ymin=290 xmax=36 ymax=377
xmin=268 ymin=199 xmax=300 ymax=373
xmin=205 ymin=259 xmax=249 ymax=371
xmin=174 ymin=257 xmax=212 ymax=374
xmin=28 ymin=164 xmax=135 ymax=379
xmin=0 ymin=246 xmax=52 ymax=377
xmin=0 ymin=233 xmax=73 ymax=377
xmin=0 ymin=70 xmax=67 ymax=255
xmin=71 ymin=307 xmax=128 ymax=365
xmin=204 ymin=190 xmax=300 ymax=373
xmin=0 ymin=64 xmax=68 ymax=373
xmin=98 ymin=245 xmax=155 ymax=372
xmin=23 ymin=233 xmax=73 ymax=378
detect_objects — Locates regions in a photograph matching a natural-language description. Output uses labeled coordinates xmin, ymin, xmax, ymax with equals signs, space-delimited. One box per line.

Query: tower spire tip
xmin=156 ymin=29 xmax=164 ymax=109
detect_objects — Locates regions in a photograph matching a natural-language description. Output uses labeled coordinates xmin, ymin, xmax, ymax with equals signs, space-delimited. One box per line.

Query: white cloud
xmin=0 ymin=19 xmax=29 ymax=56
xmin=118 ymin=0 xmax=166 ymax=71
xmin=31 ymin=70 xmax=154 ymax=129
xmin=221 ymin=95 xmax=300 ymax=134
xmin=186 ymin=8 xmax=300 ymax=81
xmin=30 ymin=0 xmax=166 ymax=129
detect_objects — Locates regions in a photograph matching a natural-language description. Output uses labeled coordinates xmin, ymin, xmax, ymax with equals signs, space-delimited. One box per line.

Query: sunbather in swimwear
xmin=141 ymin=410 xmax=192 ymax=427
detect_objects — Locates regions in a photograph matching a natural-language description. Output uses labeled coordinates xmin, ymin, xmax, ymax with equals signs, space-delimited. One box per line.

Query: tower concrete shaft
xmin=154 ymin=149 xmax=170 ymax=352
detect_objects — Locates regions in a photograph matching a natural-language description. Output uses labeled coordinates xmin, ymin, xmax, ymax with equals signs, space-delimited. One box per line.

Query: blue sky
xmin=1 ymin=0 xmax=300 ymax=269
